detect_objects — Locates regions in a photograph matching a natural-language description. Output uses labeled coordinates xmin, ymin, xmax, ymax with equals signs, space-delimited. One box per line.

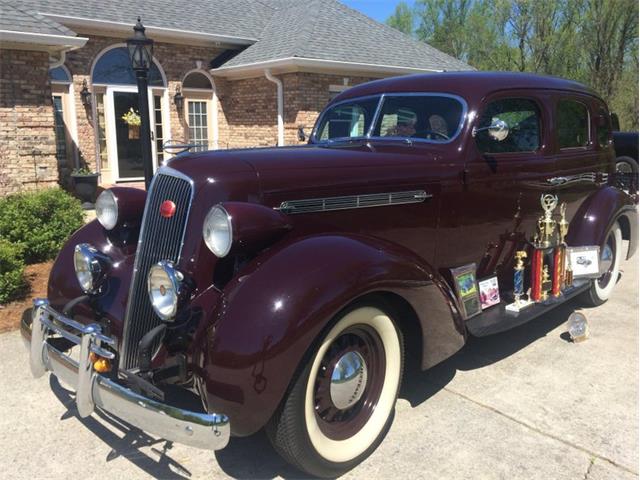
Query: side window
xmin=597 ymin=107 xmax=611 ymax=148
xmin=372 ymin=95 xmax=463 ymax=141
xmin=557 ymin=100 xmax=590 ymax=149
xmin=318 ymin=101 xmax=375 ymax=140
xmin=475 ymin=98 xmax=541 ymax=154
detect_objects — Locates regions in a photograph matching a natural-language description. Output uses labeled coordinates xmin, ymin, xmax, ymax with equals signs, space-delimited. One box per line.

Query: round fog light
xmin=148 ymin=261 xmax=183 ymax=321
xmin=73 ymin=244 xmax=109 ymax=293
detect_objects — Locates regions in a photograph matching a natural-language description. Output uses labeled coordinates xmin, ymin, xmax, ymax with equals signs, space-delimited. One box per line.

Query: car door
xmin=436 ymin=91 xmax=557 ymax=287
xmin=549 ymin=95 xmax=608 ymax=227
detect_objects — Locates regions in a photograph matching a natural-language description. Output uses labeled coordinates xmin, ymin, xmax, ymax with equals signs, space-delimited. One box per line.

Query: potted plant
xmin=70 ymin=165 xmax=100 ymax=209
xmin=122 ymin=107 xmax=141 ymax=139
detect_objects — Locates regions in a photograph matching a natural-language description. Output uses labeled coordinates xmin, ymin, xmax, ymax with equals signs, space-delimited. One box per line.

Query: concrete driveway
xmin=0 ymin=253 xmax=637 ymax=479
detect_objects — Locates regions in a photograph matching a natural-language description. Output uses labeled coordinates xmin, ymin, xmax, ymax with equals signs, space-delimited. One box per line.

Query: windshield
xmin=314 ymin=97 xmax=380 ymax=142
xmin=314 ymin=94 xmax=466 ymax=143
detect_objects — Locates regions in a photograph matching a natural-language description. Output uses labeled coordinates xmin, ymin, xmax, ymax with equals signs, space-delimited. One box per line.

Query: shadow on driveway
xmin=48 ymin=294 xmax=588 ymax=479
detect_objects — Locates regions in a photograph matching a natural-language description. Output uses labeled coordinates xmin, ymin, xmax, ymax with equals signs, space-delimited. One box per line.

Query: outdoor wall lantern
xmin=173 ymin=86 xmax=184 ymax=112
xmin=80 ymin=80 xmax=91 ymax=107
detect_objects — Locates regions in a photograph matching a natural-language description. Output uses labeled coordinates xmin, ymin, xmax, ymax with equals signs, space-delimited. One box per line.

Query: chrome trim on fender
xmin=275 ymin=190 xmax=431 ymax=214
xmin=23 ymin=300 xmax=230 ymax=450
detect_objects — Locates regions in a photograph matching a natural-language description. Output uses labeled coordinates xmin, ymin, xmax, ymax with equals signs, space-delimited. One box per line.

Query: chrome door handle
xmin=547 ymin=176 xmax=568 ymax=186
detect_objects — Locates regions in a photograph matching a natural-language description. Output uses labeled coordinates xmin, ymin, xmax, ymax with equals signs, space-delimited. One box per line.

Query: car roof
xmin=333 ymin=71 xmax=599 ymax=104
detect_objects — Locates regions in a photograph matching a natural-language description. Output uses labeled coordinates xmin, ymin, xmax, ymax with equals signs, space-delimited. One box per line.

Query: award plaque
xmin=451 ymin=264 xmax=482 ymax=319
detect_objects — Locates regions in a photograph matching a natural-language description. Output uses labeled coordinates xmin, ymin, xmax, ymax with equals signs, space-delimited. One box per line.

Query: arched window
xmin=182 ymin=70 xmax=216 ymax=151
xmin=49 ymin=66 xmax=71 ymax=83
xmin=183 ymin=71 xmax=213 ymax=90
xmin=92 ymin=47 xmax=164 ymax=86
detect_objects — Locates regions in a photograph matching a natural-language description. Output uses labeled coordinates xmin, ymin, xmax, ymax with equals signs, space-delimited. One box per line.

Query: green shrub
xmin=0 ymin=238 xmax=26 ymax=304
xmin=0 ymin=188 xmax=84 ymax=264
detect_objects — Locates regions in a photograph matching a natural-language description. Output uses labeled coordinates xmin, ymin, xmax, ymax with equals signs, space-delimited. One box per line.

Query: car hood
xmin=169 ymin=141 xmax=448 ymax=208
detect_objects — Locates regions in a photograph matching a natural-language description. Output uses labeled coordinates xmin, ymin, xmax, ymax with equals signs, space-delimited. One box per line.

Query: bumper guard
xmin=22 ymin=299 xmax=230 ymax=450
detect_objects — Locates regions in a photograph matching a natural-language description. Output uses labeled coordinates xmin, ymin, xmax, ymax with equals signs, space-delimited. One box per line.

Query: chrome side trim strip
xmin=275 ymin=190 xmax=431 ymax=214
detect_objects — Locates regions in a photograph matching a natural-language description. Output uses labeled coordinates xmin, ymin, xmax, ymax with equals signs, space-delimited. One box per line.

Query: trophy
xmin=538 ymin=194 xmax=558 ymax=248
xmin=552 ymin=203 xmax=569 ymax=297
xmin=565 ymin=255 xmax=574 ymax=287
xmin=513 ymin=250 xmax=526 ymax=303
xmin=530 ymin=233 xmax=544 ymax=302
xmin=531 ymin=194 xmax=558 ymax=302
xmin=506 ymin=250 xmax=533 ymax=313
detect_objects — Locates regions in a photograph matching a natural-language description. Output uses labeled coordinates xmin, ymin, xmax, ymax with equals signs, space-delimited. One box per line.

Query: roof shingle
xmin=0 ymin=1 xmax=76 ymax=37
xmin=1 ymin=0 xmax=472 ymax=72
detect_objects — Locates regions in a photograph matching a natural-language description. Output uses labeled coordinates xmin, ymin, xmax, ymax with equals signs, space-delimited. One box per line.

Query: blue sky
xmin=340 ymin=0 xmax=416 ymax=23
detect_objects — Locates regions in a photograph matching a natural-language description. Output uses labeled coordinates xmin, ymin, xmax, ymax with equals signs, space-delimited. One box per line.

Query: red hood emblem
xmin=160 ymin=200 xmax=176 ymax=218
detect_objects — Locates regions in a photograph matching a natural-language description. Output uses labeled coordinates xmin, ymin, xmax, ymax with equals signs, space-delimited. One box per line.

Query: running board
xmin=465 ymin=281 xmax=590 ymax=337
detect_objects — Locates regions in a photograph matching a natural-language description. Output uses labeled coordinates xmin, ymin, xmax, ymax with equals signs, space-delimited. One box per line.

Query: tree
xmin=386 ymin=1 xmax=415 ymax=36
xmin=386 ymin=0 xmax=639 ymax=130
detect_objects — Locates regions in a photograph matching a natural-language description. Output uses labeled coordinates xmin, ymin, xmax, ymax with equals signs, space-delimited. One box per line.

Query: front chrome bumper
xmin=22 ymin=299 xmax=230 ymax=450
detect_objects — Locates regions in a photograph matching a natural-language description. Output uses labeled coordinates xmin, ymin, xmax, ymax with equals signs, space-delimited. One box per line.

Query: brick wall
xmin=282 ymin=72 xmax=377 ymax=145
xmin=0 ymin=34 xmax=384 ymax=196
xmin=215 ymin=72 xmax=377 ymax=149
xmin=0 ymin=49 xmax=58 ymax=195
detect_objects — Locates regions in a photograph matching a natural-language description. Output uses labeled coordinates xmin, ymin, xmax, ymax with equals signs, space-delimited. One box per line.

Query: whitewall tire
xmin=267 ymin=304 xmax=403 ymax=478
xmin=583 ymin=221 xmax=623 ymax=306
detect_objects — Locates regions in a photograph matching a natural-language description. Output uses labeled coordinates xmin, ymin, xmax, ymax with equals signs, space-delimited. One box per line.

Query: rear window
xmin=557 ymin=100 xmax=590 ymax=149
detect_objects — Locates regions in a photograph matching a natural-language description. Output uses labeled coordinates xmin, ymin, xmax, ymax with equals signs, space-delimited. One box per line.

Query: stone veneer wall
xmin=0 ymin=49 xmax=58 ymax=195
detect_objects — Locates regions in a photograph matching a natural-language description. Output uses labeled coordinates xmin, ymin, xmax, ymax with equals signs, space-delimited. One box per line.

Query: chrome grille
xmin=120 ymin=170 xmax=193 ymax=369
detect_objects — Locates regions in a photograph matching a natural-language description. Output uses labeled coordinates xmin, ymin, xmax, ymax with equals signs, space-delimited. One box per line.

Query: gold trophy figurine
xmin=537 ymin=194 xmax=559 ymax=248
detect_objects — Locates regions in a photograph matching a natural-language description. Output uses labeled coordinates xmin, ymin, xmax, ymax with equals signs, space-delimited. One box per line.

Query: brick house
xmin=0 ymin=0 xmax=471 ymax=195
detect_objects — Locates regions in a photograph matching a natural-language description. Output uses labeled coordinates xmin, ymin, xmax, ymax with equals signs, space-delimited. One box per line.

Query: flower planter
xmin=128 ymin=125 xmax=140 ymax=139
xmin=71 ymin=173 xmax=100 ymax=209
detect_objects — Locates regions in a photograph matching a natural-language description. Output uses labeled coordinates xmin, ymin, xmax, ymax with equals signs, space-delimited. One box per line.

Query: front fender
xmin=567 ymin=186 xmax=637 ymax=259
xmin=198 ymin=234 xmax=464 ymax=436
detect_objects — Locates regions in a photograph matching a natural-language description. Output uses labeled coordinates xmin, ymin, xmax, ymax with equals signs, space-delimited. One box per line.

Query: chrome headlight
xmin=96 ymin=190 xmax=118 ymax=230
xmin=148 ymin=261 xmax=183 ymax=322
xmin=73 ymin=244 xmax=109 ymax=293
xmin=203 ymin=205 xmax=232 ymax=257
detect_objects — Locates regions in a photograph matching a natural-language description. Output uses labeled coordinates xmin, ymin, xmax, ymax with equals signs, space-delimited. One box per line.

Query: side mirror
xmin=297 ymin=126 xmax=307 ymax=142
xmin=473 ymin=118 xmax=510 ymax=142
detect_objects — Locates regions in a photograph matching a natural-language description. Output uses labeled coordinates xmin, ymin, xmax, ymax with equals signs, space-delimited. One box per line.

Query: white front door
xmin=105 ymin=86 xmax=168 ymax=181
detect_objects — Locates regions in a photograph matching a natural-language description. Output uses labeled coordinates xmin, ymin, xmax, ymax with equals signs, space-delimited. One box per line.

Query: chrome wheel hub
xmin=600 ymin=241 xmax=614 ymax=275
xmin=330 ymin=351 xmax=368 ymax=410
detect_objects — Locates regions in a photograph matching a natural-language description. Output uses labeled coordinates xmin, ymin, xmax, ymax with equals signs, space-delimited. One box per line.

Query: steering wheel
xmin=414 ymin=129 xmax=449 ymax=140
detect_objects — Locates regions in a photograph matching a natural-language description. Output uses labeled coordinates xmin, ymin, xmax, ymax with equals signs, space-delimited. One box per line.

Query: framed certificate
xmin=567 ymin=246 xmax=600 ymax=278
xmin=478 ymin=275 xmax=500 ymax=310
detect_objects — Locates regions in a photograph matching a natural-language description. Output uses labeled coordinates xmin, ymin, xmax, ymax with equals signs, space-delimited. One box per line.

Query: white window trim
xmin=50 ymin=64 xmax=79 ymax=169
xmin=181 ymin=69 xmax=218 ymax=149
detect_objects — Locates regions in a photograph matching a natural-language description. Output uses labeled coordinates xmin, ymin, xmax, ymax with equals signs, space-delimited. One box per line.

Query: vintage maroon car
xmin=23 ymin=72 xmax=637 ymax=477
